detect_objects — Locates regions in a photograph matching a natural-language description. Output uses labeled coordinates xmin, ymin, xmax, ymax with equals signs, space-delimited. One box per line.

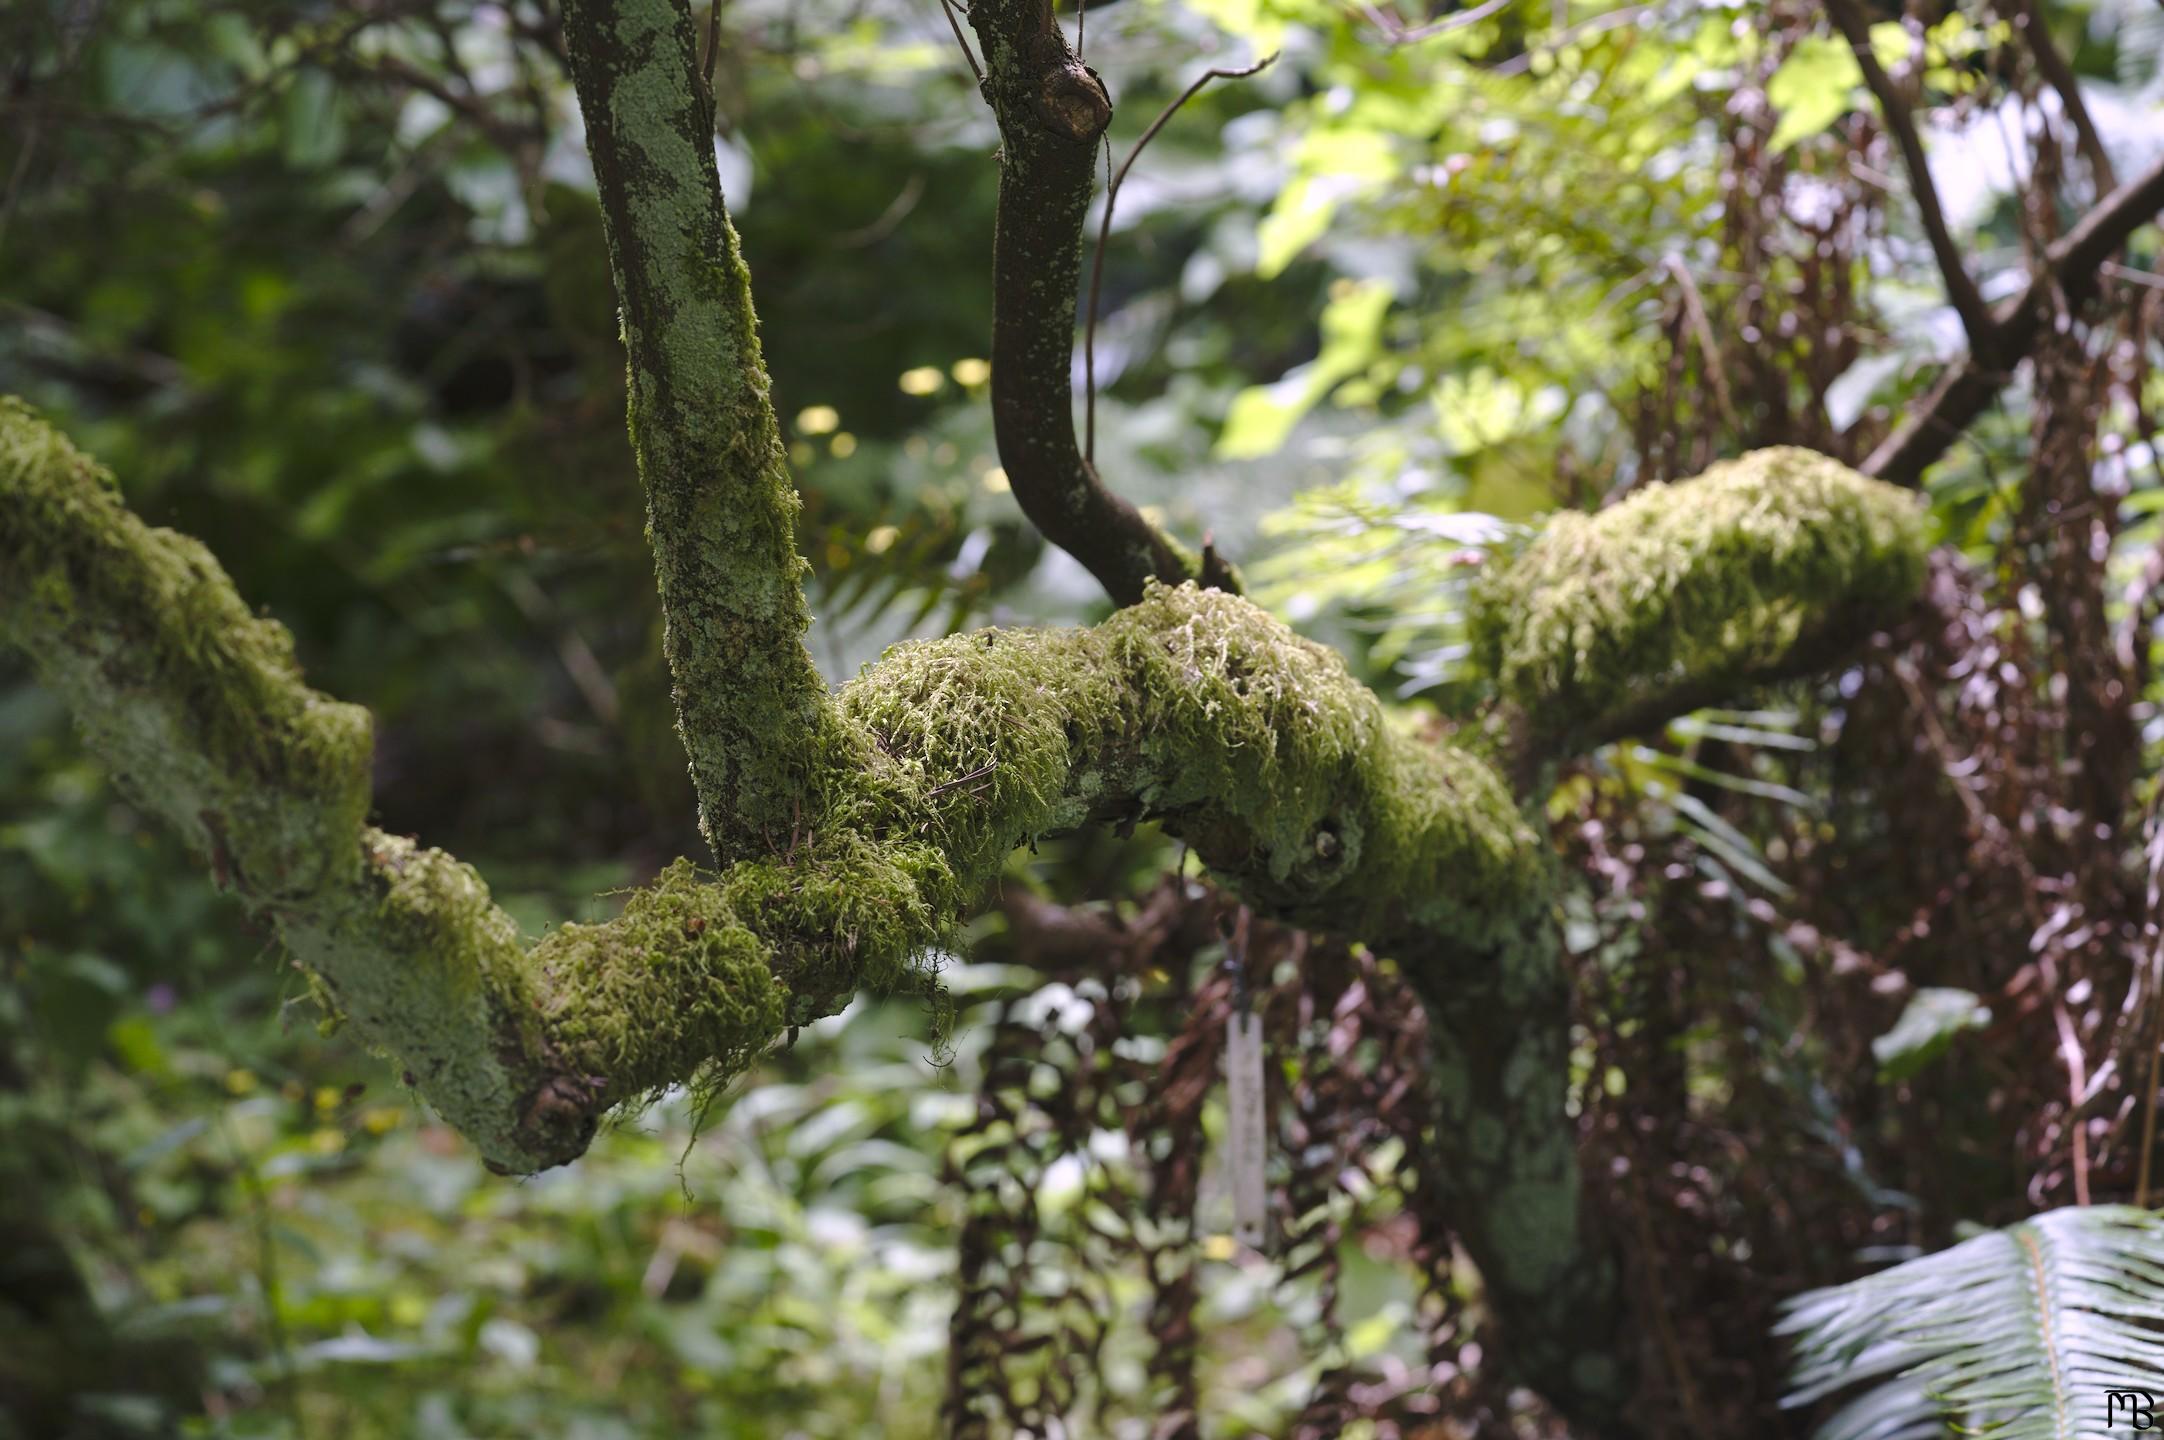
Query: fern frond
xmin=1780 ymin=1206 xmax=2164 ymax=1440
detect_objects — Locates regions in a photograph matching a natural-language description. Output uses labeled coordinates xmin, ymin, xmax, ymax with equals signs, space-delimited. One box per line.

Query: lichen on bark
xmin=559 ymin=0 xmax=839 ymax=868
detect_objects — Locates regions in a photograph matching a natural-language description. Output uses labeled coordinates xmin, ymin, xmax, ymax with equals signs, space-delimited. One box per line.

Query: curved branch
xmin=1471 ymin=447 xmax=1931 ymax=762
xmin=968 ymin=0 xmax=1214 ymax=606
xmin=559 ymin=0 xmax=837 ymax=866
xmin=1866 ymin=154 xmax=2164 ymax=487
xmin=5 ymin=406 xmax=1938 ymax=1427
xmin=2 ymin=397 xmax=1545 ymax=1172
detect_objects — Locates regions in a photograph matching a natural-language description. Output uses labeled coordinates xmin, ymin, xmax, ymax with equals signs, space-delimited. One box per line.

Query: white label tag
xmin=1225 ymin=1011 xmax=1268 ymax=1250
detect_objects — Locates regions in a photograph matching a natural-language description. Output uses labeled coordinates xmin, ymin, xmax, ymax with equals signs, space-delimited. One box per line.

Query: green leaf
xmin=1871 ymin=986 xmax=1990 ymax=1081
xmin=1766 ymin=35 xmax=1861 ymax=153
xmin=1781 ymin=1206 xmax=2164 ymax=1439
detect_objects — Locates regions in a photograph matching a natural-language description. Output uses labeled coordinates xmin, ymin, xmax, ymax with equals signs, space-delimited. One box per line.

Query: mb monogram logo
xmin=2110 ymin=1390 xmax=2158 ymax=1431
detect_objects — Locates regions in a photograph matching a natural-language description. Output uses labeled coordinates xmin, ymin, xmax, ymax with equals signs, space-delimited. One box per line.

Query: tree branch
xmin=1864 ymin=154 xmax=2164 ymax=487
xmin=1471 ymin=448 xmax=1930 ymax=764
xmin=559 ymin=0 xmax=838 ymax=867
xmin=5 ymin=399 xmax=1937 ymax=1426
xmin=968 ymin=0 xmax=1216 ymax=606
xmin=1825 ymin=0 xmax=2001 ymax=359
xmin=1 ymin=397 xmax=1555 ymax=1169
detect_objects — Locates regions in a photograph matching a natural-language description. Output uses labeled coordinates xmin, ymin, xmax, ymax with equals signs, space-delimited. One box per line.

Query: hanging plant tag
xmin=1225 ymin=1010 xmax=1268 ymax=1250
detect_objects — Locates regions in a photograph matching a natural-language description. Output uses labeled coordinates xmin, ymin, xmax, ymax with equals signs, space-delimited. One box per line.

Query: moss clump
xmin=824 ymin=583 xmax=1547 ymax=978
xmin=1468 ymin=447 xmax=1929 ymax=750
xmin=533 ymin=860 xmax=788 ymax=1104
xmin=1105 ymin=584 xmax=1548 ymax=955
xmin=0 ymin=398 xmax=373 ymax=900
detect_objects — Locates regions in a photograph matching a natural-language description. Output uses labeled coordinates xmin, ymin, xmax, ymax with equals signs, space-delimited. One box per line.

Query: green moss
xmin=1469 ymin=447 xmax=1929 ymax=750
xmin=533 ymin=860 xmax=787 ymax=1103
xmin=1106 ymin=584 xmax=1547 ymax=955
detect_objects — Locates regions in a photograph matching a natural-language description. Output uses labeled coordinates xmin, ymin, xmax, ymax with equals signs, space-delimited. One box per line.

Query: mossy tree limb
xmin=3 ymin=390 xmax=1932 ymax=1419
xmin=558 ymin=0 xmax=837 ymax=867
xmin=968 ymin=0 xmax=1216 ymax=604
xmin=2 ymin=397 xmax=1547 ymax=1175
xmin=1470 ymin=447 xmax=1930 ymax=767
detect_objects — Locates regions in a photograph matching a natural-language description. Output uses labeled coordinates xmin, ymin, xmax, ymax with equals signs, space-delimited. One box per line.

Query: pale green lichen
xmin=560 ymin=0 xmax=839 ymax=866
xmin=0 ymin=397 xmax=373 ymax=900
xmin=1469 ymin=447 xmax=1930 ymax=751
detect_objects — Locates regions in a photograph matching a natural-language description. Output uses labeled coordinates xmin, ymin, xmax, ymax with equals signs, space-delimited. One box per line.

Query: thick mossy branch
xmin=1470 ymin=447 xmax=1930 ymax=758
xmin=559 ymin=0 xmax=838 ymax=866
xmin=0 ymin=400 xmax=556 ymax=1167
xmin=2 ymin=396 xmax=1549 ymax=1172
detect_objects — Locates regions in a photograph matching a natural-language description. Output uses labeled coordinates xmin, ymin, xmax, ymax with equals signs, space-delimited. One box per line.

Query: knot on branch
xmin=503 ymin=1075 xmax=605 ymax=1173
xmin=1025 ymin=39 xmax=1110 ymax=143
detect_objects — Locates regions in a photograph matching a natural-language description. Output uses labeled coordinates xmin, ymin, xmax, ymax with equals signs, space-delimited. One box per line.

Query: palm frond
xmin=1780 ymin=1206 xmax=2164 ymax=1440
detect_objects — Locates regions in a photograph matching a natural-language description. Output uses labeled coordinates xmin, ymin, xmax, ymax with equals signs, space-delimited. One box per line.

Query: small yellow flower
xmin=898 ymin=366 xmax=945 ymax=396
xmin=980 ymin=467 xmax=1010 ymax=494
xmin=950 ymin=357 xmax=990 ymax=387
xmin=795 ymin=404 xmax=839 ymax=435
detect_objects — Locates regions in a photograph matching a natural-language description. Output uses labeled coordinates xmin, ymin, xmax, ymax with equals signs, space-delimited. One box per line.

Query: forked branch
xmin=1866 ymin=154 xmax=2164 ymax=487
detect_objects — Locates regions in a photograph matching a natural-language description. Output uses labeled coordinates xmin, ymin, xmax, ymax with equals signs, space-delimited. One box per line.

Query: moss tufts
xmin=533 ymin=860 xmax=788 ymax=1104
xmin=1468 ymin=447 xmax=1929 ymax=751
xmin=1105 ymin=584 xmax=1548 ymax=955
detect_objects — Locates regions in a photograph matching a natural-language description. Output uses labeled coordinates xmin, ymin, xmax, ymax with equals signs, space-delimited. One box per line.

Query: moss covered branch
xmin=0 ymin=397 xmax=1544 ymax=1173
xmin=558 ymin=0 xmax=836 ymax=866
xmin=5 ymin=388 xmax=1933 ymax=1421
xmin=1470 ymin=447 xmax=1929 ymax=763
xmin=968 ymin=0 xmax=1217 ymax=605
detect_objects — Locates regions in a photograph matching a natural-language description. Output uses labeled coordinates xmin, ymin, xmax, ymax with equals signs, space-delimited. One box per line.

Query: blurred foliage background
xmin=5 ymin=0 xmax=2164 ymax=1435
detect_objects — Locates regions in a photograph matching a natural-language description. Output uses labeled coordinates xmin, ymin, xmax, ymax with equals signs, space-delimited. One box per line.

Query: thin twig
xmin=1350 ymin=0 xmax=1515 ymax=48
xmin=1491 ymin=3 xmax=1653 ymax=77
xmin=1084 ymin=53 xmax=1277 ymax=462
xmin=926 ymin=760 xmax=999 ymax=798
xmin=938 ymin=0 xmax=985 ymax=87
xmin=1664 ymin=255 xmax=1739 ymax=432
